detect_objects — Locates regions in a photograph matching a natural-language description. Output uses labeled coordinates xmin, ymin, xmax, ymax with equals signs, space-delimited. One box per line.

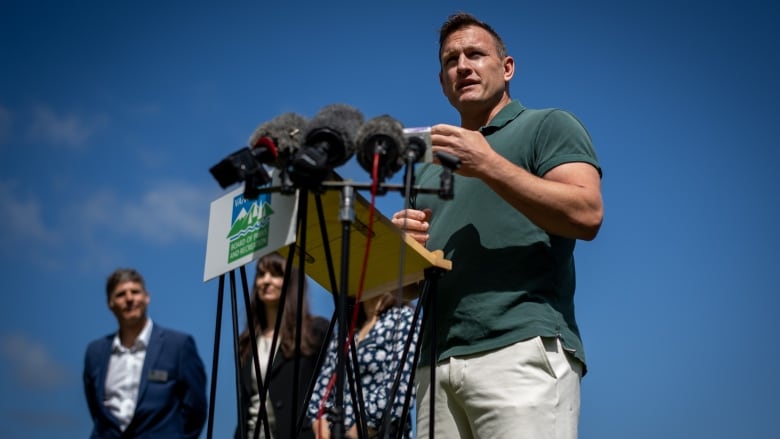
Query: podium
xmin=277 ymin=182 xmax=451 ymax=301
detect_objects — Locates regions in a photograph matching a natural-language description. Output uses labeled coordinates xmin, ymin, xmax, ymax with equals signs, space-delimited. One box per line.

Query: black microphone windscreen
xmin=356 ymin=115 xmax=405 ymax=178
xmin=248 ymin=112 xmax=308 ymax=167
xmin=303 ymin=104 xmax=364 ymax=167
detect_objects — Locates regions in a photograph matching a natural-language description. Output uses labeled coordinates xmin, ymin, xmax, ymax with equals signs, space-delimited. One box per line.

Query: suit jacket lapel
xmin=269 ymin=349 xmax=283 ymax=377
xmin=135 ymin=324 xmax=163 ymax=407
xmin=95 ymin=336 xmax=113 ymax=406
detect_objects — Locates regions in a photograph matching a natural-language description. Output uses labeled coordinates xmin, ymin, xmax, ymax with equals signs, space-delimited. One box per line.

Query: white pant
xmin=416 ymin=336 xmax=583 ymax=439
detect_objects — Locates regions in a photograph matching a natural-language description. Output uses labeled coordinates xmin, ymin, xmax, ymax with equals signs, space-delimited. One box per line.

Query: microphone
xmin=208 ymin=147 xmax=270 ymax=192
xmin=248 ymin=112 xmax=308 ymax=168
xmin=355 ymin=115 xmax=405 ymax=184
xmin=288 ymin=103 xmax=364 ymax=188
xmin=402 ymin=127 xmax=432 ymax=164
xmin=209 ymin=113 xmax=308 ymax=198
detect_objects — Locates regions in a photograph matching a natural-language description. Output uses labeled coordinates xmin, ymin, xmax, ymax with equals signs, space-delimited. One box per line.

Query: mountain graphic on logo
xmin=226 ymin=200 xmax=274 ymax=238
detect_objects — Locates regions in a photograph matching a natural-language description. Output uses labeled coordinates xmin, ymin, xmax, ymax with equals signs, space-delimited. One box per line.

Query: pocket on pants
xmin=541 ymin=336 xmax=583 ymax=381
xmin=536 ymin=336 xmax=559 ymax=379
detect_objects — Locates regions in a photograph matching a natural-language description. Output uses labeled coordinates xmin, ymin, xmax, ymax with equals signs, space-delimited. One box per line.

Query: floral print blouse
xmin=307 ymin=305 xmax=419 ymax=439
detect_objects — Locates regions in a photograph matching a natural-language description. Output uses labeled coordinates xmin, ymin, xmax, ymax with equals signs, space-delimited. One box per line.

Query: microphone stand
xmin=318 ymin=155 xmax=460 ymax=439
xmin=330 ymin=184 xmax=353 ymax=439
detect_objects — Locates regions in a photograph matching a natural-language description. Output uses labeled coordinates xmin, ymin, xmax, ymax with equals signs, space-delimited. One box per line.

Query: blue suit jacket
xmin=83 ymin=323 xmax=208 ymax=439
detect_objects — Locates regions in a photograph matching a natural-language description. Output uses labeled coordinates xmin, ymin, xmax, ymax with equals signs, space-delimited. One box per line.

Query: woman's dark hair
xmin=238 ymin=252 xmax=320 ymax=362
xmin=353 ymin=291 xmax=411 ymax=330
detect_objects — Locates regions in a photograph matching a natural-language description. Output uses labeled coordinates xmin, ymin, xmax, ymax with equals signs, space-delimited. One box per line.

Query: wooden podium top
xmin=278 ymin=181 xmax=451 ymax=301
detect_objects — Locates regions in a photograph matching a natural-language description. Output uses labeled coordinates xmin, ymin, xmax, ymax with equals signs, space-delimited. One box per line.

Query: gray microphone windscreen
xmin=356 ymin=115 xmax=405 ymax=178
xmin=303 ymin=103 xmax=364 ymax=167
xmin=248 ymin=112 xmax=308 ymax=167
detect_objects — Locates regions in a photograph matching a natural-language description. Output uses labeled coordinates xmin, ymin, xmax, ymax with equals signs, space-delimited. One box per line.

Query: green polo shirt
xmin=414 ymin=100 xmax=600 ymax=370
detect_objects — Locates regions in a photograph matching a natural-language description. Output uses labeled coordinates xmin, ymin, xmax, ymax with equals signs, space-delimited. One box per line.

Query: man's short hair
xmin=105 ymin=268 xmax=146 ymax=301
xmin=438 ymin=12 xmax=508 ymax=62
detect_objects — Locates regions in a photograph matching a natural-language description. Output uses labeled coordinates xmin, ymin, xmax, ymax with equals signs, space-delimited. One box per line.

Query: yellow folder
xmin=278 ymin=180 xmax=451 ymax=302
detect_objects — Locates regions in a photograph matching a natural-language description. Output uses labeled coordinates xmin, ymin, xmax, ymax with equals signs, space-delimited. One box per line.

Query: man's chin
xmin=120 ymin=314 xmax=146 ymax=325
xmin=454 ymin=96 xmax=485 ymax=110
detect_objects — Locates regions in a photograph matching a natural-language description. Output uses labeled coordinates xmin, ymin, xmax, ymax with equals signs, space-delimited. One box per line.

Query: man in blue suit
xmin=83 ymin=268 xmax=208 ymax=438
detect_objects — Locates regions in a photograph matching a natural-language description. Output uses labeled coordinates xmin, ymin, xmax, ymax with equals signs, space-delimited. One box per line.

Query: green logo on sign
xmin=227 ymin=192 xmax=274 ymax=263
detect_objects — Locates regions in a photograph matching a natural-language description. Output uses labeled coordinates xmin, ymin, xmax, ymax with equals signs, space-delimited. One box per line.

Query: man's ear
xmin=503 ymin=55 xmax=515 ymax=82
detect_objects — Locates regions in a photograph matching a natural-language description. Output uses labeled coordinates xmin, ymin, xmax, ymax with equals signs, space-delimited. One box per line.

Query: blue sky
xmin=1 ymin=1 xmax=778 ymax=438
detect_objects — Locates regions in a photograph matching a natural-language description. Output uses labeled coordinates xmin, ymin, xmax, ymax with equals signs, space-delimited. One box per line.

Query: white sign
xmin=203 ymin=180 xmax=298 ymax=282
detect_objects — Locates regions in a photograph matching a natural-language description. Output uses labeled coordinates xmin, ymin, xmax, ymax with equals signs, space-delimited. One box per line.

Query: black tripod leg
xmin=206 ymin=274 xmax=225 ymax=439
xmin=381 ymin=282 xmax=428 ymax=439
xmin=291 ymin=189 xmax=309 ymax=438
xmin=347 ymin=329 xmax=370 ymax=439
xmin=238 ymin=266 xmax=272 ymax=439
xmin=229 ymin=271 xmax=246 ymax=439
xmin=426 ymin=269 xmax=440 ymax=439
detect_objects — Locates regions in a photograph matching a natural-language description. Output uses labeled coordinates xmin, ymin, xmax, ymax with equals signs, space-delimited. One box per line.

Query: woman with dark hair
xmin=307 ymin=291 xmax=419 ymax=439
xmin=236 ymin=252 xmax=329 ymax=439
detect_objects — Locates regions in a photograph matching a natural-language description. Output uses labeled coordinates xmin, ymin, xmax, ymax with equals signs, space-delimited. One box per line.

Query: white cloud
xmin=0 ymin=180 xmax=59 ymax=244
xmin=26 ymin=105 xmax=106 ymax=150
xmin=0 ymin=333 xmax=69 ymax=391
xmin=125 ymin=183 xmax=211 ymax=242
xmin=0 ymin=178 xmax=216 ymax=271
xmin=80 ymin=182 xmax=214 ymax=244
